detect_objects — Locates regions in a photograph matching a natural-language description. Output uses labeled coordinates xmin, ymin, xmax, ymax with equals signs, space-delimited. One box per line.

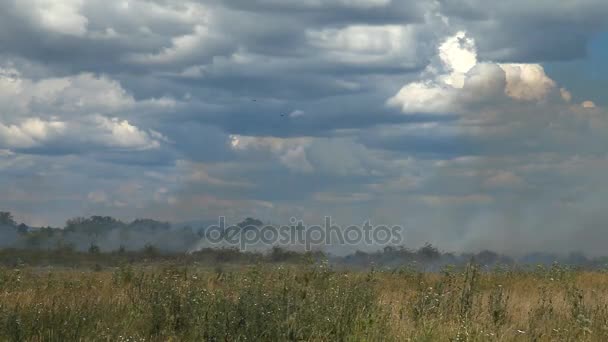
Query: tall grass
xmin=0 ymin=263 xmax=387 ymax=341
xmin=1 ymin=262 xmax=608 ymax=341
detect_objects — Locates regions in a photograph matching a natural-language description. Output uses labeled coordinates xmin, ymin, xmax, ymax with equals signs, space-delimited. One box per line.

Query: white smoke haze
xmin=379 ymin=31 xmax=608 ymax=257
xmin=0 ymin=225 xmax=19 ymax=248
xmin=0 ymin=212 xmax=603 ymax=270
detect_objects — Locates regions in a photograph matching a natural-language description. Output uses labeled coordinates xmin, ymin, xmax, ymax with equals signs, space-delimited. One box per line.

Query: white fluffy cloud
xmin=0 ymin=68 xmax=135 ymax=117
xmin=25 ymin=0 xmax=88 ymax=36
xmin=501 ymin=64 xmax=556 ymax=101
xmin=385 ymin=32 xmax=608 ymax=161
xmin=229 ymin=135 xmax=315 ymax=172
xmin=0 ymin=118 xmax=66 ymax=149
xmin=0 ymin=115 xmax=164 ymax=151
xmin=229 ymin=134 xmax=397 ymax=178
xmin=89 ymin=116 xmax=165 ymax=150
xmin=582 ymin=100 xmax=596 ymax=108
xmin=306 ymin=24 xmax=420 ymax=67
xmin=0 ymin=67 xmax=169 ymax=153
xmin=387 ymin=31 xmax=560 ymax=114
xmin=437 ymin=31 xmax=477 ymax=87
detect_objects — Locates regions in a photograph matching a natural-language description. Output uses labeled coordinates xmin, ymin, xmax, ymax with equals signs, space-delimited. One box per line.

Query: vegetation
xmin=3 ymin=211 xmax=608 ymax=340
xmin=2 ymin=212 xmax=608 ymax=269
xmin=0 ymin=262 xmax=387 ymax=341
xmin=1 ymin=261 xmax=608 ymax=341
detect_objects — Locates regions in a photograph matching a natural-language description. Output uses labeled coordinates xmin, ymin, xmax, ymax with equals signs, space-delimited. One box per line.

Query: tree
xmin=143 ymin=244 xmax=159 ymax=257
xmin=129 ymin=219 xmax=171 ymax=231
xmin=17 ymin=223 xmax=29 ymax=235
xmin=89 ymin=243 xmax=101 ymax=254
xmin=0 ymin=212 xmax=16 ymax=227
xmin=417 ymin=243 xmax=440 ymax=260
xmin=237 ymin=217 xmax=264 ymax=228
xmin=65 ymin=216 xmax=124 ymax=235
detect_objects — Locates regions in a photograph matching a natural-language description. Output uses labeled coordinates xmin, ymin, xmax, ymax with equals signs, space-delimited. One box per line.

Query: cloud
xmin=127 ymin=18 xmax=232 ymax=67
xmin=382 ymin=32 xmax=608 ymax=163
xmin=89 ymin=116 xmax=165 ymax=150
xmin=175 ymin=160 xmax=253 ymax=188
xmin=376 ymin=29 xmax=608 ymax=255
xmin=437 ymin=30 xmax=477 ymax=87
xmin=483 ymin=171 xmax=524 ymax=189
xmin=0 ymin=67 xmax=170 ymax=154
xmin=501 ymin=64 xmax=555 ymax=101
xmin=229 ymin=134 xmax=315 ymax=172
xmin=0 ymin=115 xmax=165 ymax=151
xmin=253 ymin=0 xmax=393 ymax=10
xmin=582 ymin=100 xmax=596 ymax=108
xmin=87 ymin=190 xmax=108 ymax=204
xmin=306 ymin=24 xmax=420 ymax=67
xmin=387 ymin=32 xmax=560 ymax=114
xmin=24 ymin=0 xmax=88 ymax=36
xmin=0 ymin=0 xmax=607 ymax=256
xmin=289 ymin=110 xmax=305 ymax=118
xmin=0 ymin=68 xmax=136 ymax=117
xmin=0 ymin=118 xmax=66 ymax=149
xmin=560 ymin=88 xmax=572 ymax=102
xmin=437 ymin=0 xmax=608 ymax=62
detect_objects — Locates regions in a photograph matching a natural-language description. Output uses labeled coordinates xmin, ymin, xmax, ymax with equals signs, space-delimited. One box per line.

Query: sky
xmin=1 ymin=0 xmax=607 ymax=255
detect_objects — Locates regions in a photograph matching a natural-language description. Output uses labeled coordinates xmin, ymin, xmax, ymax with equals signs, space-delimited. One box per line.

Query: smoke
xmin=0 ymin=225 xmax=19 ymax=248
xmin=2 ymin=218 xmax=201 ymax=253
xmin=385 ymin=31 xmax=608 ymax=257
xmin=1 ymin=213 xmax=607 ymax=270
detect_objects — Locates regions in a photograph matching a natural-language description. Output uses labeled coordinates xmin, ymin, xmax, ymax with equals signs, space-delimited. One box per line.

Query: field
xmin=1 ymin=257 xmax=608 ymax=341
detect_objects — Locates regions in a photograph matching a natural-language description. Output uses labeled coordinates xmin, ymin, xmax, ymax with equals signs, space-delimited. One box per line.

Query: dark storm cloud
xmin=438 ymin=0 xmax=608 ymax=62
xmin=216 ymin=0 xmax=430 ymax=25
xmin=0 ymin=2 xmax=168 ymax=73
xmin=162 ymin=123 xmax=236 ymax=162
xmin=174 ymin=94 xmax=450 ymax=138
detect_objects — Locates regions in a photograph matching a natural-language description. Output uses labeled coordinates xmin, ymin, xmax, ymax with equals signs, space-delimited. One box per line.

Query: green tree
xmin=0 ymin=212 xmax=16 ymax=227
xmin=88 ymin=243 xmax=101 ymax=254
xmin=65 ymin=216 xmax=124 ymax=235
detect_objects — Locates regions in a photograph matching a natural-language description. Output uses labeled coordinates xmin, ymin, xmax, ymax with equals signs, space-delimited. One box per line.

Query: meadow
xmin=1 ymin=257 xmax=608 ymax=341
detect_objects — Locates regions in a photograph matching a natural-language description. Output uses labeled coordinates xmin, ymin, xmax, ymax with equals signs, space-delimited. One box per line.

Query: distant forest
xmin=0 ymin=211 xmax=199 ymax=252
xmin=1 ymin=212 xmax=606 ymax=270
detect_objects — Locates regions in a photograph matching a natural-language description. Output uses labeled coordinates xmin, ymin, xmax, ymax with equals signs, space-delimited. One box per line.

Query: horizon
xmin=1 ymin=212 xmax=606 ymax=259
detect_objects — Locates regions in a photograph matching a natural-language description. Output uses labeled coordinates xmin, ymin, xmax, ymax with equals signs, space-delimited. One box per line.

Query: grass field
xmin=1 ymin=260 xmax=608 ymax=341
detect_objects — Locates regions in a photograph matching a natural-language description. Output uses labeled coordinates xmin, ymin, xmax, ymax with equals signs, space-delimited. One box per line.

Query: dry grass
xmin=378 ymin=265 xmax=608 ymax=341
xmin=1 ymin=263 xmax=608 ymax=341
